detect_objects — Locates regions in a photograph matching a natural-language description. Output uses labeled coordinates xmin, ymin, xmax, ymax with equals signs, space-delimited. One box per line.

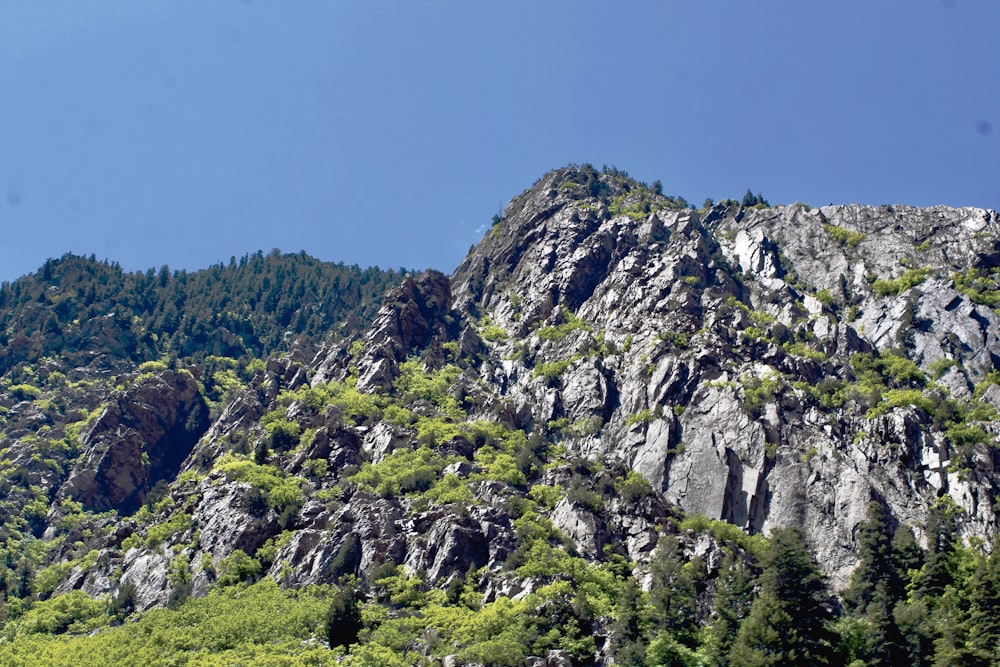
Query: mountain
xmin=2 ymin=165 xmax=1000 ymax=665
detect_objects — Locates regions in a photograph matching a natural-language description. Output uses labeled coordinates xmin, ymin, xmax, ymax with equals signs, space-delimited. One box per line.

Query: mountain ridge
xmin=2 ymin=164 xmax=1000 ymax=664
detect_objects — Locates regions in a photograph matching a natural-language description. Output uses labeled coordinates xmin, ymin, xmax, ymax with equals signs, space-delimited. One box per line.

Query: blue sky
xmin=1 ymin=1 xmax=997 ymax=284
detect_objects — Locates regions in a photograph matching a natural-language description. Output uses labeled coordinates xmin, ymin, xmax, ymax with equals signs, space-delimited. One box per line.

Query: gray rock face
xmin=56 ymin=166 xmax=1000 ymax=612
xmin=450 ymin=167 xmax=1000 ymax=587
xmin=353 ymin=270 xmax=456 ymax=392
xmin=59 ymin=370 xmax=209 ymax=514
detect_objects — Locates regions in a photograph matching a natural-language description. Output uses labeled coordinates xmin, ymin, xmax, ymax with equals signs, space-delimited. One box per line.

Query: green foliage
xmin=216 ymin=549 xmax=262 ymax=587
xmin=143 ymin=512 xmax=192 ymax=549
xmin=0 ymin=251 xmax=404 ymax=375
xmin=823 ymin=223 xmax=866 ymax=248
xmin=616 ymin=470 xmax=652 ymax=504
xmin=928 ymin=357 xmax=956 ymax=379
xmin=0 ymin=578 xmax=331 ymax=665
xmin=272 ymin=379 xmax=384 ymax=428
xmin=532 ymin=359 xmax=571 ymax=381
xmin=213 ymin=454 xmax=304 ymax=513
xmin=782 ymin=340 xmax=827 ymax=361
xmin=729 ymin=527 xmax=835 ymax=665
xmin=648 ymin=535 xmax=699 ymax=647
xmin=4 ymin=590 xmax=108 ymax=639
xmin=865 ymin=389 xmax=935 ymax=419
xmin=741 ymin=189 xmax=770 ymax=208
xmin=263 ymin=418 xmax=300 ymax=452
xmin=839 ymin=503 xmax=910 ymax=665
xmin=395 ymin=359 xmax=465 ymax=421
xmin=625 ymin=409 xmax=654 ymax=427
xmin=327 ymin=587 xmax=362 ymax=649
xmin=137 ymin=359 xmax=169 ymax=374
xmin=478 ymin=314 xmax=507 ymax=342
xmin=656 ymin=331 xmax=689 ymax=349
xmin=350 ymin=446 xmax=451 ymax=497
xmin=873 ymin=267 xmax=931 ymax=297
xmin=874 ymin=352 xmax=925 ymax=386
xmin=536 ymin=306 xmax=591 ymax=341
xmin=953 ymin=267 xmax=1000 ymax=308
xmin=701 ymin=552 xmax=757 ymax=666
xmin=742 ymin=372 xmax=782 ymax=417
xmin=422 ymin=473 xmax=474 ymax=505
xmin=527 ymin=484 xmax=563 ymax=510
xmin=679 ymin=514 xmax=768 ymax=557
xmin=815 ymin=289 xmax=836 ymax=307
xmin=31 ymin=561 xmax=76 ymax=598
xmin=8 ymin=384 xmax=41 ymax=401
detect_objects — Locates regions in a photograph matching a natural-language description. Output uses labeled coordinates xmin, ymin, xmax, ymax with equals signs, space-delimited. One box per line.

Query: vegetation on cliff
xmin=1 ymin=165 xmax=1000 ymax=664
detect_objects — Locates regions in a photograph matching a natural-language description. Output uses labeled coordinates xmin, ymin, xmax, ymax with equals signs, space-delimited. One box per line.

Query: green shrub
xmin=547 ymin=417 xmax=569 ymax=432
xmin=532 ymin=360 xmax=571 ymax=381
xmin=679 ymin=514 xmax=767 ymax=557
xmin=742 ymin=373 xmax=781 ymax=416
xmin=145 ymin=512 xmax=193 ymax=548
xmin=537 ymin=307 xmax=591 ymax=341
xmin=617 ymin=471 xmax=652 ymax=504
xmin=528 ymin=484 xmax=563 ymax=510
xmin=350 ymin=446 xmax=451 ymax=497
xmin=414 ymin=416 xmax=462 ymax=447
xmin=953 ymin=267 xmax=1000 ymax=308
xmin=138 ymin=360 xmax=170 ymax=374
xmin=9 ymin=384 xmax=41 ymax=401
xmin=815 ymin=289 xmax=835 ymax=306
xmin=928 ymin=358 xmax=956 ymax=379
xmin=214 ymin=454 xmax=304 ymax=513
xmin=423 ymin=474 xmax=475 ymax=505
xmin=876 ymin=352 xmax=925 ymax=387
xmin=480 ymin=324 xmax=507 ymax=342
xmin=865 ymin=389 xmax=935 ymax=419
xmin=5 ymin=590 xmax=108 ymax=639
xmin=822 ymin=224 xmax=865 ymax=248
xmin=656 ymin=331 xmax=689 ymax=349
xmin=264 ymin=419 xmax=300 ymax=452
xmin=395 ymin=360 xmax=465 ymax=420
xmin=564 ymin=416 xmax=604 ymax=437
xmin=625 ymin=409 xmax=653 ymax=427
xmin=31 ymin=561 xmax=76 ymax=597
xmin=782 ymin=341 xmax=826 ymax=361
xmin=475 ymin=451 xmax=526 ymax=487
xmin=873 ymin=267 xmax=930 ymax=297
xmin=216 ymin=549 xmax=262 ymax=586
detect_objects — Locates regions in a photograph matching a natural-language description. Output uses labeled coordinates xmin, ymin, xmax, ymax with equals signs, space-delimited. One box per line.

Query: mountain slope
xmin=450 ymin=165 xmax=1000 ymax=583
xmin=2 ymin=165 xmax=1000 ymax=665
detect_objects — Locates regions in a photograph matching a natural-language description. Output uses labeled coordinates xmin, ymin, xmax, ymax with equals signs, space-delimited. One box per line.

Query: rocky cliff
xmin=450 ymin=167 xmax=1000 ymax=586
xmin=2 ymin=165 xmax=1000 ymax=664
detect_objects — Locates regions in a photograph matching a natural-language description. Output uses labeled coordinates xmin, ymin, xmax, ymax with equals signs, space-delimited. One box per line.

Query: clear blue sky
xmin=1 ymin=1 xmax=997 ymax=284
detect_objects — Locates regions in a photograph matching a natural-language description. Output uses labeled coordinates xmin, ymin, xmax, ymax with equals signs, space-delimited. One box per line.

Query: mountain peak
xmin=3 ymin=168 xmax=1000 ymax=664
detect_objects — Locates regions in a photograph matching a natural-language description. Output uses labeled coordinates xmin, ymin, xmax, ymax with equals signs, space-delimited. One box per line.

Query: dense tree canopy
xmin=0 ymin=251 xmax=403 ymax=373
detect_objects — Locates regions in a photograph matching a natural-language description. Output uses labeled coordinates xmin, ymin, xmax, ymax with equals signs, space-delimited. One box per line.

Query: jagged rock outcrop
xmin=59 ymin=369 xmax=209 ymax=514
xmin=449 ymin=166 xmax=1000 ymax=586
xmin=12 ymin=165 xmax=1000 ymax=632
xmin=354 ymin=270 xmax=456 ymax=392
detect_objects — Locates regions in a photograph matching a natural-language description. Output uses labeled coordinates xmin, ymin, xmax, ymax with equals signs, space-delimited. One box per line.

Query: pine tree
xmin=648 ymin=535 xmax=699 ymax=649
xmin=326 ymin=587 xmax=362 ymax=650
xmin=843 ymin=502 xmax=898 ymax=612
xmin=896 ymin=499 xmax=960 ymax=666
xmin=728 ymin=527 xmax=834 ymax=666
xmin=964 ymin=542 xmax=1000 ymax=665
xmin=609 ymin=577 xmax=646 ymax=667
xmin=701 ymin=552 xmax=756 ymax=666
xmin=840 ymin=502 xmax=908 ymax=664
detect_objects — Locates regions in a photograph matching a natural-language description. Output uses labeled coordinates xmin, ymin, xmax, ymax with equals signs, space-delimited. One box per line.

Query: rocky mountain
xmin=2 ymin=164 xmax=1000 ymax=665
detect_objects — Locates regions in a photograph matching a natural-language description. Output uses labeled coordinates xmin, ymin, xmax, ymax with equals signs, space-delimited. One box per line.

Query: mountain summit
xmin=2 ymin=165 xmax=999 ymax=664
